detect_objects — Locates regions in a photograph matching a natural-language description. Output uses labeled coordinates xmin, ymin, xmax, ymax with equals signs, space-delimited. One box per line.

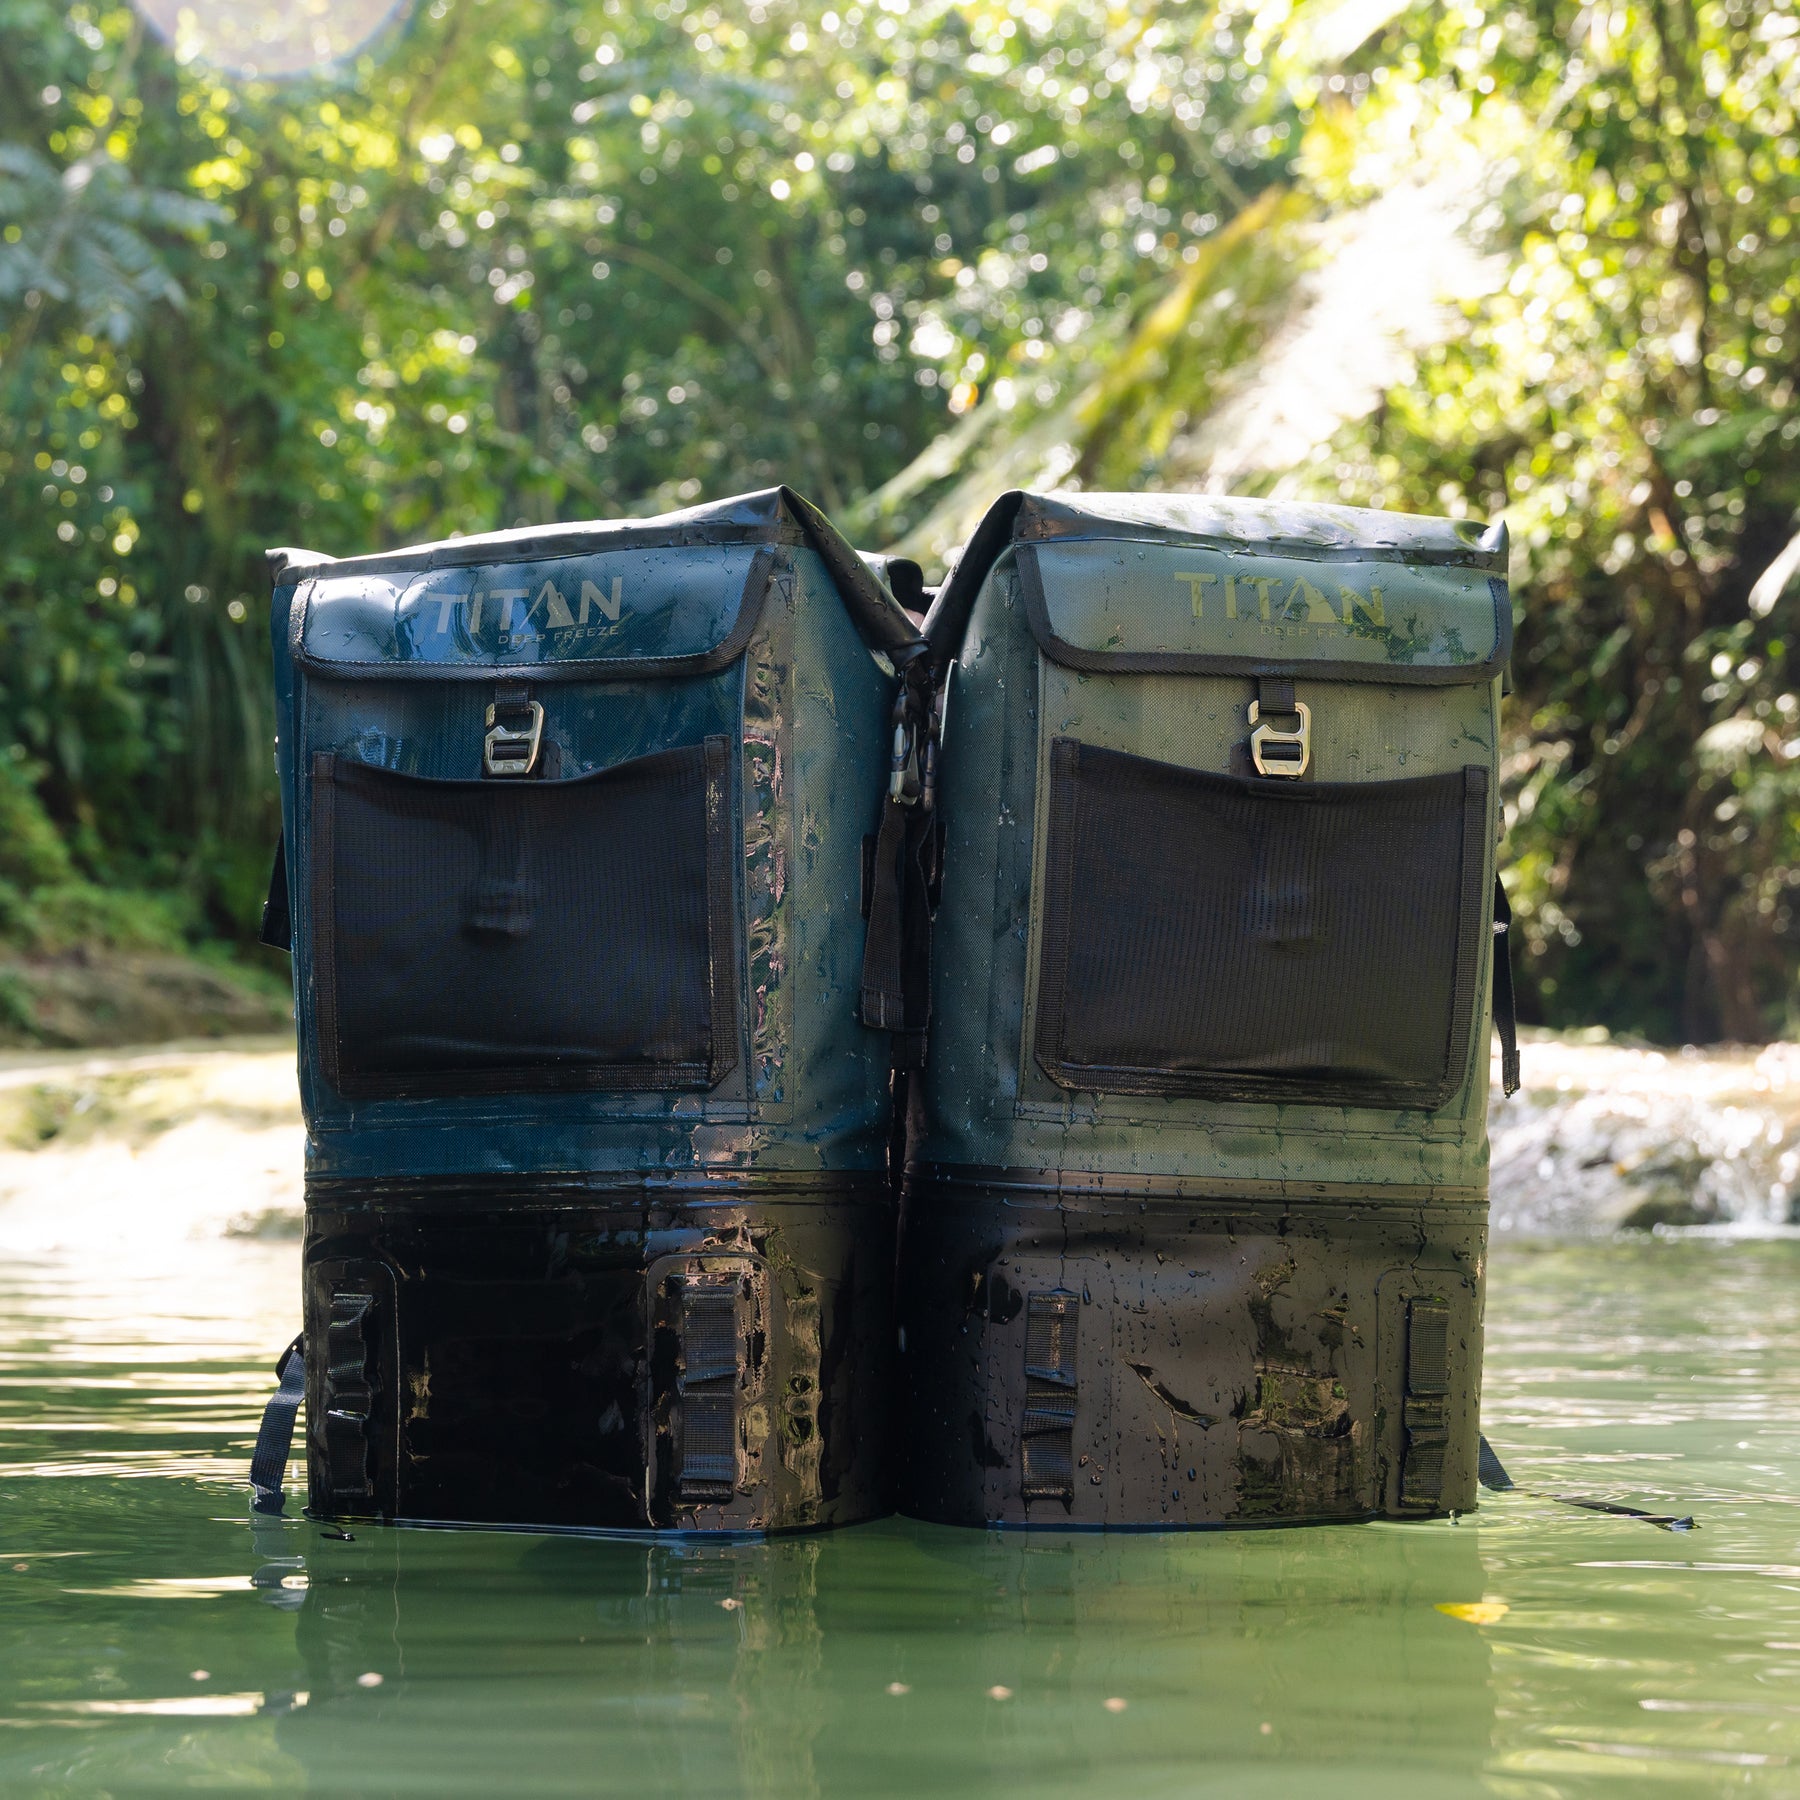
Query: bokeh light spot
xmin=132 ymin=0 xmax=408 ymax=79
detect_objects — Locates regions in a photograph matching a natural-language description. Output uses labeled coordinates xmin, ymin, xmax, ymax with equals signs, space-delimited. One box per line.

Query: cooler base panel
xmin=302 ymin=1175 xmax=893 ymax=1535
xmin=897 ymin=1173 xmax=1486 ymax=1529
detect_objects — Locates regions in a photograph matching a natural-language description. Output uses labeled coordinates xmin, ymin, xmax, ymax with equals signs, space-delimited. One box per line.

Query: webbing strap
xmin=1022 ymin=1293 xmax=1078 ymax=1502
xmin=1255 ymin=675 xmax=1297 ymax=715
xmin=323 ymin=1292 xmax=376 ymax=1505
xmin=1492 ymin=875 xmax=1521 ymax=1096
xmin=678 ymin=1282 xmax=741 ymax=1502
xmin=1477 ymin=1434 xmax=1695 ymax=1531
xmin=1399 ymin=1299 xmax=1452 ymax=1511
xmin=249 ymin=1334 xmax=305 ymax=1515
xmin=894 ymin=803 xmax=937 ymax=1069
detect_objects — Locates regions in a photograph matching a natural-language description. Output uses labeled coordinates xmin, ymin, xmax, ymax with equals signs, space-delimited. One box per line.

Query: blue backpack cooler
xmin=262 ymin=490 xmax=920 ymax=1532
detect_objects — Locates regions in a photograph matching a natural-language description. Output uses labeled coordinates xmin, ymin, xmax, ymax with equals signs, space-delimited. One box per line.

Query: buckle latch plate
xmin=483 ymin=700 xmax=544 ymax=777
xmin=1249 ymin=699 xmax=1311 ymax=778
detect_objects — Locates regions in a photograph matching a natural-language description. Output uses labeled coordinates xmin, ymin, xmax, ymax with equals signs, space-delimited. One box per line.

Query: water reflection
xmin=3 ymin=1214 xmax=1800 ymax=1793
xmin=272 ymin=1518 xmax=1493 ymax=1798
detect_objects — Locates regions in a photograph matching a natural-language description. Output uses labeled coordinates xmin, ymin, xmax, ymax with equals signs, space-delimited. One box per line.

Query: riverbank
xmin=0 ymin=1035 xmax=303 ymax=1252
xmin=0 ymin=1030 xmax=1795 ymax=1242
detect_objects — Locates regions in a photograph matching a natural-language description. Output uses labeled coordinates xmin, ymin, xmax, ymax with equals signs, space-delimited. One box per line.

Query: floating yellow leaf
xmin=1436 ymin=1600 xmax=1510 ymax=1625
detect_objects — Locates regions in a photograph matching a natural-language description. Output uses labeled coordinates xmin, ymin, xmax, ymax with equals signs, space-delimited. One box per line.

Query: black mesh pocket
xmin=311 ymin=739 xmax=737 ymax=1098
xmin=1035 ymin=739 xmax=1488 ymax=1108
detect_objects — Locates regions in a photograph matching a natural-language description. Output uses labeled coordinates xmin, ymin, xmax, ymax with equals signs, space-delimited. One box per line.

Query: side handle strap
xmin=1492 ymin=874 xmax=1520 ymax=1097
xmin=249 ymin=1334 xmax=306 ymax=1515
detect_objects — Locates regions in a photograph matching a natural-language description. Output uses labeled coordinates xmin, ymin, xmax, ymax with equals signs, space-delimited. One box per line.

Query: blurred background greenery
xmin=0 ymin=0 xmax=1794 ymax=1044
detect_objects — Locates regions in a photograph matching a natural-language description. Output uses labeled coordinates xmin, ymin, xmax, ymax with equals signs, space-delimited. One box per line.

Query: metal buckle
xmin=483 ymin=700 xmax=544 ymax=777
xmin=888 ymin=693 xmax=922 ymax=806
xmin=1248 ymin=699 xmax=1311 ymax=778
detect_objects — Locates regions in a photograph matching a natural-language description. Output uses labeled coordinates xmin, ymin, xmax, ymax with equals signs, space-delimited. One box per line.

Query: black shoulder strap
xmin=859 ymin=654 xmax=938 ymax=1068
xmin=250 ymin=1335 xmax=306 ymax=1515
xmin=1477 ymin=1432 xmax=1514 ymax=1491
xmin=1492 ymin=874 xmax=1520 ymax=1096
xmin=1479 ymin=1433 xmax=1694 ymax=1530
xmin=259 ymin=834 xmax=291 ymax=953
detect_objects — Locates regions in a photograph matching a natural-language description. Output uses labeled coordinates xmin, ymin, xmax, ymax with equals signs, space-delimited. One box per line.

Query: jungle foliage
xmin=0 ymin=0 xmax=1795 ymax=1042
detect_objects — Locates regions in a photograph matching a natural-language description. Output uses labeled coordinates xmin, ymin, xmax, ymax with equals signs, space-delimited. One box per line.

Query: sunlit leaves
xmin=0 ymin=0 xmax=1793 ymax=1016
xmin=1307 ymin=0 xmax=1800 ymax=1036
xmin=0 ymin=144 xmax=216 ymax=340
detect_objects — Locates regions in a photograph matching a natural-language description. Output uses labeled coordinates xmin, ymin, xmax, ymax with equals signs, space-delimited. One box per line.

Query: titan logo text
xmin=1175 ymin=571 xmax=1386 ymax=628
xmin=430 ymin=576 xmax=623 ymax=634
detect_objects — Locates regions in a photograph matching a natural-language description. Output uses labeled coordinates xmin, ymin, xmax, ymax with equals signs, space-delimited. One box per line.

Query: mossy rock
xmin=0 ymin=950 xmax=291 ymax=1050
xmin=1617 ymin=1189 xmax=1716 ymax=1231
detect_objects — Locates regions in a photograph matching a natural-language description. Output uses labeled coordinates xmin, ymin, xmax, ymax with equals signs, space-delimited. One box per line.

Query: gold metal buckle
xmin=483 ymin=700 xmax=544 ymax=777
xmin=1249 ymin=699 xmax=1311 ymax=778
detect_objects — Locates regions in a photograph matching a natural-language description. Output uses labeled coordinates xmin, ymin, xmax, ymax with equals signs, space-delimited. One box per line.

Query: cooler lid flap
xmin=291 ymin=542 xmax=771 ymax=680
xmin=933 ymin=490 xmax=1512 ymax=686
xmin=280 ymin=488 xmax=922 ymax=680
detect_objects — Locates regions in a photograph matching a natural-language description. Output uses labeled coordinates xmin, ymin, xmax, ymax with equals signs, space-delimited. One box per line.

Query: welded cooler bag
xmin=899 ymin=491 xmax=1515 ymax=1528
xmin=266 ymin=489 xmax=922 ymax=1531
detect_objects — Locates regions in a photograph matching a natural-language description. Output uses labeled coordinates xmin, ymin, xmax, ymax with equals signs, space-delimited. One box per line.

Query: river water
xmin=0 ymin=1228 xmax=1796 ymax=1797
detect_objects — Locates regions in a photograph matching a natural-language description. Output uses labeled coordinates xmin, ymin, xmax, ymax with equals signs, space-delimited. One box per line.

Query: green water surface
xmin=2 ymin=1234 xmax=1797 ymax=1797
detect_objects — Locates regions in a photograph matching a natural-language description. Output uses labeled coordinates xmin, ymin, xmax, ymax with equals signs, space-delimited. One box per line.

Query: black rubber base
xmin=896 ymin=1172 xmax=1487 ymax=1528
xmin=302 ymin=1173 xmax=893 ymax=1534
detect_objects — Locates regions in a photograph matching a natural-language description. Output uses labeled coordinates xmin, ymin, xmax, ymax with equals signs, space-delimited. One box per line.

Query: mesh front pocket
xmin=311 ymin=739 xmax=737 ymax=1098
xmin=1034 ymin=739 xmax=1488 ymax=1108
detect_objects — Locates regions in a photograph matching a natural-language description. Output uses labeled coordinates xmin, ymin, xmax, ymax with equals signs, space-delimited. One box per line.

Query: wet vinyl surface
xmin=1 ymin=1235 xmax=1799 ymax=1796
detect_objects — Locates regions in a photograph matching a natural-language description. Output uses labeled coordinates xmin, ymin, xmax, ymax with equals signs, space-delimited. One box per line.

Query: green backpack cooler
xmin=894 ymin=491 xmax=1519 ymax=1528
